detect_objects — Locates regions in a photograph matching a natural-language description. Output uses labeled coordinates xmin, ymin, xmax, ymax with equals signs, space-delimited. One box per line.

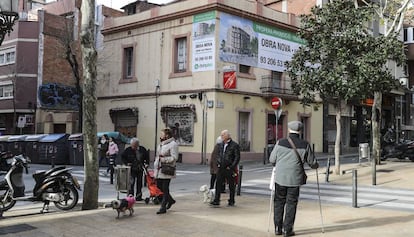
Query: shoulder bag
xmin=287 ymin=137 xmax=307 ymax=184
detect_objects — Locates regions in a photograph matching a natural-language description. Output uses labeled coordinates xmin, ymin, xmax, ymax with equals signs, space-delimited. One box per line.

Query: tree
xmin=81 ymin=0 xmax=99 ymax=210
xmin=285 ymin=1 xmax=405 ymax=174
xmin=356 ymin=0 xmax=412 ymax=165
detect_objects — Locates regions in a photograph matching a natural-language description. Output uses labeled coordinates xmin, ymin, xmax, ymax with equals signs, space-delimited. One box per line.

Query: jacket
xmin=210 ymin=143 xmax=220 ymax=175
xmin=154 ymin=138 xmax=179 ymax=179
xmin=269 ymin=133 xmax=319 ymax=187
xmin=217 ymin=139 xmax=240 ymax=171
xmin=121 ymin=146 xmax=149 ymax=172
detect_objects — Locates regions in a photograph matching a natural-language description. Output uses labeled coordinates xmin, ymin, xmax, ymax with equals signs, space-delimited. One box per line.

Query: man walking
xmin=121 ymin=138 xmax=149 ymax=201
xmin=269 ymin=121 xmax=319 ymax=236
xmin=210 ymin=129 xmax=240 ymax=207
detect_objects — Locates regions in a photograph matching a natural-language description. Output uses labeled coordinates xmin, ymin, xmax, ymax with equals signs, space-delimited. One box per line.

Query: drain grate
xmin=0 ymin=224 xmax=36 ymax=235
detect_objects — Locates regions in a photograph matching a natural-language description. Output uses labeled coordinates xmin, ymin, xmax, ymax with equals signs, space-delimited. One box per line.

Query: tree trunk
xmin=372 ymin=92 xmax=382 ymax=165
xmin=81 ymin=0 xmax=99 ymax=210
xmin=334 ymin=102 xmax=342 ymax=175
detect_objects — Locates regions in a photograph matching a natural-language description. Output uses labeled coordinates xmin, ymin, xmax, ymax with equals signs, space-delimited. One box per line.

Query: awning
xmin=161 ymin=104 xmax=197 ymax=123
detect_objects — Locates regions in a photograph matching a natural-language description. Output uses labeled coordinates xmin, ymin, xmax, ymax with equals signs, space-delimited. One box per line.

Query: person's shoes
xmin=135 ymin=196 xmax=143 ymax=201
xmin=166 ymin=200 xmax=176 ymax=210
xmin=275 ymin=228 xmax=283 ymax=235
xmin=283 ymin=231 xmax=295 ymax=237
xmin=209 ymin=201 xmax=220 ymax=207
xmin=156 ymin=209 xmax=166 ymax=214
xmin=227 ymin=202 xmax=235 ymax=207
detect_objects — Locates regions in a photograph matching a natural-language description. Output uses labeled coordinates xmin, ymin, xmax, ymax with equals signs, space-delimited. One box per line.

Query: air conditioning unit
xmin=399 ymin=77 xmax=408 ymax=88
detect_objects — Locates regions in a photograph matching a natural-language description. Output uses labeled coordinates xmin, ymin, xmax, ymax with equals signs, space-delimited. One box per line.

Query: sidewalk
xmin=1 ymin=159 xmax=414 ymax=237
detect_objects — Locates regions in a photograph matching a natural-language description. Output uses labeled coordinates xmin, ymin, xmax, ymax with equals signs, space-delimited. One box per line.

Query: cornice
xmin=101 ymin=2 xmax=299 ymax=36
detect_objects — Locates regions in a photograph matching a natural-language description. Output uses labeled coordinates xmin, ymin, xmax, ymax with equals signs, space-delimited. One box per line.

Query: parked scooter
xmin=0 ymin=154 xmax=81 ymax=213
xmin=381 ymin=128 xmax=414 ymax=162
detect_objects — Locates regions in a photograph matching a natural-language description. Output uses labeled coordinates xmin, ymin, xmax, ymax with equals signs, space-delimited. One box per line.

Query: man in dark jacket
xmin=210 ymin=129 xmax=240 ymax=207
xmin=121 ymin=138 xmax=149 ymax=201
xmin=269 ymin=121 xmax=319 ymax=236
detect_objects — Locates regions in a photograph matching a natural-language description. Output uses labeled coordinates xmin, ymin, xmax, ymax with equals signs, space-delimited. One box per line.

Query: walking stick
xmin=315 ymin=168 xmax=325 ymax=233
xmin=267 ymin=166 xmax=276 ymax=232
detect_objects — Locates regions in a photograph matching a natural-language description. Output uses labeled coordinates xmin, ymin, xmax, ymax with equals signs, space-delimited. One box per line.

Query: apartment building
xmin=97 ymin=0 xmax=324 ymax=163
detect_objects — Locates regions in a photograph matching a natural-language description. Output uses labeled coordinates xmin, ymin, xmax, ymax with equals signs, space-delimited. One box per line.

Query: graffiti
xmin=38 ymin=83 xmax=79 ymax=110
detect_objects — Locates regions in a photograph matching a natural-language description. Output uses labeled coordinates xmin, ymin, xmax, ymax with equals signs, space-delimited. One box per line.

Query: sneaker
xmin=135 ymin=196 xmax=143 ymax=201
xmin=227 ymin=202 xmax=235 ymax=207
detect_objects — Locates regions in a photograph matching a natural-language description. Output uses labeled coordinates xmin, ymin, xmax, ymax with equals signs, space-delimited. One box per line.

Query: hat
xmin=288 ymin=121 xmax=303 ymax=133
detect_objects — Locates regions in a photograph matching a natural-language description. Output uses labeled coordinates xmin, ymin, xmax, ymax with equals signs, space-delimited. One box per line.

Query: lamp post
xmin=28 ymin=101 xmax=37 ymax=134
xmin=154 ymin=80 xmax=160 ymax=159
xmin=0 ymin=0 xmax=19 ymax=46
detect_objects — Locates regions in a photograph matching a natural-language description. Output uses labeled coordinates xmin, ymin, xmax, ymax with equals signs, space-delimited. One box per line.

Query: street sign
xmin=271 ymin=97 xmax=282 ymax=110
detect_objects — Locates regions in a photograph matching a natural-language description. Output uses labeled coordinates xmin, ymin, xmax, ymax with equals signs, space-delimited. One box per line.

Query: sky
xmin=96 ymin=0 xmax=174 ymax=10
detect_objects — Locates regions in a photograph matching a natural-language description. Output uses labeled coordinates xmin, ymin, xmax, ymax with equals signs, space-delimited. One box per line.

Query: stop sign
xmin=271 ymin=97 xmax=282 ymax=110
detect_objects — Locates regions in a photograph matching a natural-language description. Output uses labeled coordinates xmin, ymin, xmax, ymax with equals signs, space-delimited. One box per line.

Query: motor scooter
xmin=381 ymin=128 xmax=414 ymax=162
xmin=0 ymin=154 xmax=81 ymax=213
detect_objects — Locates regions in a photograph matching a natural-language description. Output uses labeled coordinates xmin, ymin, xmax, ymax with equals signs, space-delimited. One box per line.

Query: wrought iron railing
xmin=259 ymin=75 xmax=294 ymax=95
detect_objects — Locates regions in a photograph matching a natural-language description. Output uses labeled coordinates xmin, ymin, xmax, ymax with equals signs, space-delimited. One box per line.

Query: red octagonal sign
xmin=271 ymin=97 xmax=282 ymax=110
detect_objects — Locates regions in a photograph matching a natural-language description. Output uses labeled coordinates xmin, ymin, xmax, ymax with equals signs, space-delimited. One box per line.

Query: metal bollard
xmin=325 ymin=157 xmax=331 ymax=183
xmin=372 ymin=156 xmax=376 ymax=186
xmin=352 ymin=169 xmax=358 ymax=208
xmin=263 ymin=148 xmax=267 ymax=164
xmin=237 ymin=165 xmax=243 ymax=196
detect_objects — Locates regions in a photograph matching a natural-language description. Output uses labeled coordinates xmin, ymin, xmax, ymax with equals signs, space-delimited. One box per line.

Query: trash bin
xmin=0 ymin=135 xmax=11 ymax=152
xmin=38 ymin=134 xmax=70 ymax=165
xmin=68 ymin=133 xmax=84 ymax=166
xmin=115 ymin=165 xmax=131 ymax=193
xmin=25 ymin=134 xmax=48 ymax=164
xmin=7 ymin=135 xmax=28 ymax=156
xmin=359 ymin=143 xmax=370 ymax=163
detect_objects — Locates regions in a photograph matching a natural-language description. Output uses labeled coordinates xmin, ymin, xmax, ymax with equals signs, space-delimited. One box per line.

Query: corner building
xmin=97 ymin=0 xmax=324 ymax=163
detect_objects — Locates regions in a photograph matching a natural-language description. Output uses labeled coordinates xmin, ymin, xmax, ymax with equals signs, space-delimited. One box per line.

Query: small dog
xmin=111 ymin=195 xmax=136 ymax=218
xmin=199 ymin=184 xmax=215 ymax=203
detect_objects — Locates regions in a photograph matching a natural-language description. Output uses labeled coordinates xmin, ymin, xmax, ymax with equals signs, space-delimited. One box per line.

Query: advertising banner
xmin=192 ymin=11 xmax=216 ymax=72
xmin=219 ymin=12 xmax=305 ymax=72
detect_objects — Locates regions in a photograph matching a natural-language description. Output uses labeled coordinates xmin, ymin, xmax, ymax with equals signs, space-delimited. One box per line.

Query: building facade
xmin=97 ymin=0 xmax=324 ymax=163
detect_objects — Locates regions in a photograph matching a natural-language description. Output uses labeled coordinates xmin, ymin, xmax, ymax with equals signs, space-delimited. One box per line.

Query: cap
xmin=288 ymin=121 xmax=303 ymax=133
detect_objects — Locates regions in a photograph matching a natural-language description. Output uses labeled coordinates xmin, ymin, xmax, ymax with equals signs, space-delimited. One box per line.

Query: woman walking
xmin=154 ymin=128 xmax=179 ymax=214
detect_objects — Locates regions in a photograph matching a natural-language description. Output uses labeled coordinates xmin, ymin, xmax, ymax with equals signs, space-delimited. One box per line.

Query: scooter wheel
xmin=0 ymin=189 xmax=16 ymax=212
xmin=54 ymin=184 xmax=79 ymax=210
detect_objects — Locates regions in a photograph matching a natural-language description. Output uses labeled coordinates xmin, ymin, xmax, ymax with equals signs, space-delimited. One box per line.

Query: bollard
xmin=263 ymin=148 xmax=267 ymax=164
xmin=352 ymin=169 xmax=358 ymax=208
xmin=372 ymin=156 xmax=376 ymax=186
xmin=325 ymin=157 xmax=331 ymax=183
xmin=237 ymin=165 xmax=243 ymax=196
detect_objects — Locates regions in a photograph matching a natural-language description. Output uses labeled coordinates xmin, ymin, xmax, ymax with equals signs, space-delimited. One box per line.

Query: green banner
xmin=253 ymin=22 xmax=305 ymax=44
xmin=193 ymin=11 xmax=216 ymax=23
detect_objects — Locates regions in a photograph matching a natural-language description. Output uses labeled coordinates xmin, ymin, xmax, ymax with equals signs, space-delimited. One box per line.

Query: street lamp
xmin=0 ymin=0 xmax=19 ymax=46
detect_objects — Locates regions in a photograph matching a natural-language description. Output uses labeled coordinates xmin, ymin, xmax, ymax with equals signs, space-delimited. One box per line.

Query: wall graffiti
xmin=38 ymin=83 xmax=80 ymax=110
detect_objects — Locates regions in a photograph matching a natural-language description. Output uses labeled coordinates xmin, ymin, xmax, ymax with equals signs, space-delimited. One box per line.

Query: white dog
xmin=199 ymin=184 xmax=215 ymax=203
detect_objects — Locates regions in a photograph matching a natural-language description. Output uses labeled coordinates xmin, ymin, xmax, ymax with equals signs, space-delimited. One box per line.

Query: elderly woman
xmin=154 ymin=128 xmax=179 ymax=214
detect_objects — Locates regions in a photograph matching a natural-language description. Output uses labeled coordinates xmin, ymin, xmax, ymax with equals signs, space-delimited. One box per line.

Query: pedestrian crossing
xmin=241 ymin=179 xmax=414 ymax=212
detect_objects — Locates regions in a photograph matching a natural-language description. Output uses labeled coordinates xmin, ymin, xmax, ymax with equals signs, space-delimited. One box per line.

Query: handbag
xmin=287 ymin=137 xmax=307 ymax=184
xmin=160 ymin=164 xmax=176 ymax=175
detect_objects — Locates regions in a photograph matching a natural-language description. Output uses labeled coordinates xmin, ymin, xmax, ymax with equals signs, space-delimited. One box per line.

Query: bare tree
xmin=80 ymin=0 xmax=98 ymax=210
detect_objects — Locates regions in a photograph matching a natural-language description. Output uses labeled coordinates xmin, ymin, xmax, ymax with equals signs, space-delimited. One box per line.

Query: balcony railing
xmin=260 ymin=75 xmax=294 ymax=96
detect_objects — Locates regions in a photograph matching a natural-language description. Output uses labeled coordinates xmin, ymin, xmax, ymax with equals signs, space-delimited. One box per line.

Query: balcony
xmin=259 ymin=75 xmax=295 ymax=97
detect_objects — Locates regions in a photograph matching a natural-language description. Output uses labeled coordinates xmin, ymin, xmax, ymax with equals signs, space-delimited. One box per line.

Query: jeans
xmin=273 ymin=183 xmax=300 ymax=233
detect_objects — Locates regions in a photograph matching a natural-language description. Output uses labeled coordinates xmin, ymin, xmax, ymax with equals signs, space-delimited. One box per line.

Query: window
xmin=0 ymin=47 xmax=16 ymax=65
xmin=124 ymin=47 xmax=134 ymax=79
xmin=404 ymin=28 xmax=408 ymax=42
xmin=175 ymin=37 xmax=187 ymax=73
xmin=239 ymin=64 xmax=250 ymax=74
xmin=0 ymin=84 xmax=13 ymax=99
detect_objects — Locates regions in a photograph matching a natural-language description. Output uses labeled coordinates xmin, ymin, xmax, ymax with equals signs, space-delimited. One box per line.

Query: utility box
xmin=359 ymin=143 xmax=370 ymax=163
xmin=115 ymin=165 xmax=131 ymax=193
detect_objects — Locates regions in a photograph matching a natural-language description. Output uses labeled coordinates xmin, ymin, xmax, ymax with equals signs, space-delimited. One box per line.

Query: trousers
xmin=273 ymin=183 xmax=300 ymax=233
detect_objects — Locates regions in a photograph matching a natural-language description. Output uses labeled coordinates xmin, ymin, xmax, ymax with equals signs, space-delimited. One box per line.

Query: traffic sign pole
xmin=271 ymin=97 xmax=282 ymax=144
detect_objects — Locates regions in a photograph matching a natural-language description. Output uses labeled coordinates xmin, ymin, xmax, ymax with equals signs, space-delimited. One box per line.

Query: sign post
xmin=271 ymin=97 xmax=282 ymax=144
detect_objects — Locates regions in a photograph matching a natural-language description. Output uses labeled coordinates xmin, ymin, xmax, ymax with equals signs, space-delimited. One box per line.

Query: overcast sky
xmin=96 ymin=0 xmax=174 ymax=10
